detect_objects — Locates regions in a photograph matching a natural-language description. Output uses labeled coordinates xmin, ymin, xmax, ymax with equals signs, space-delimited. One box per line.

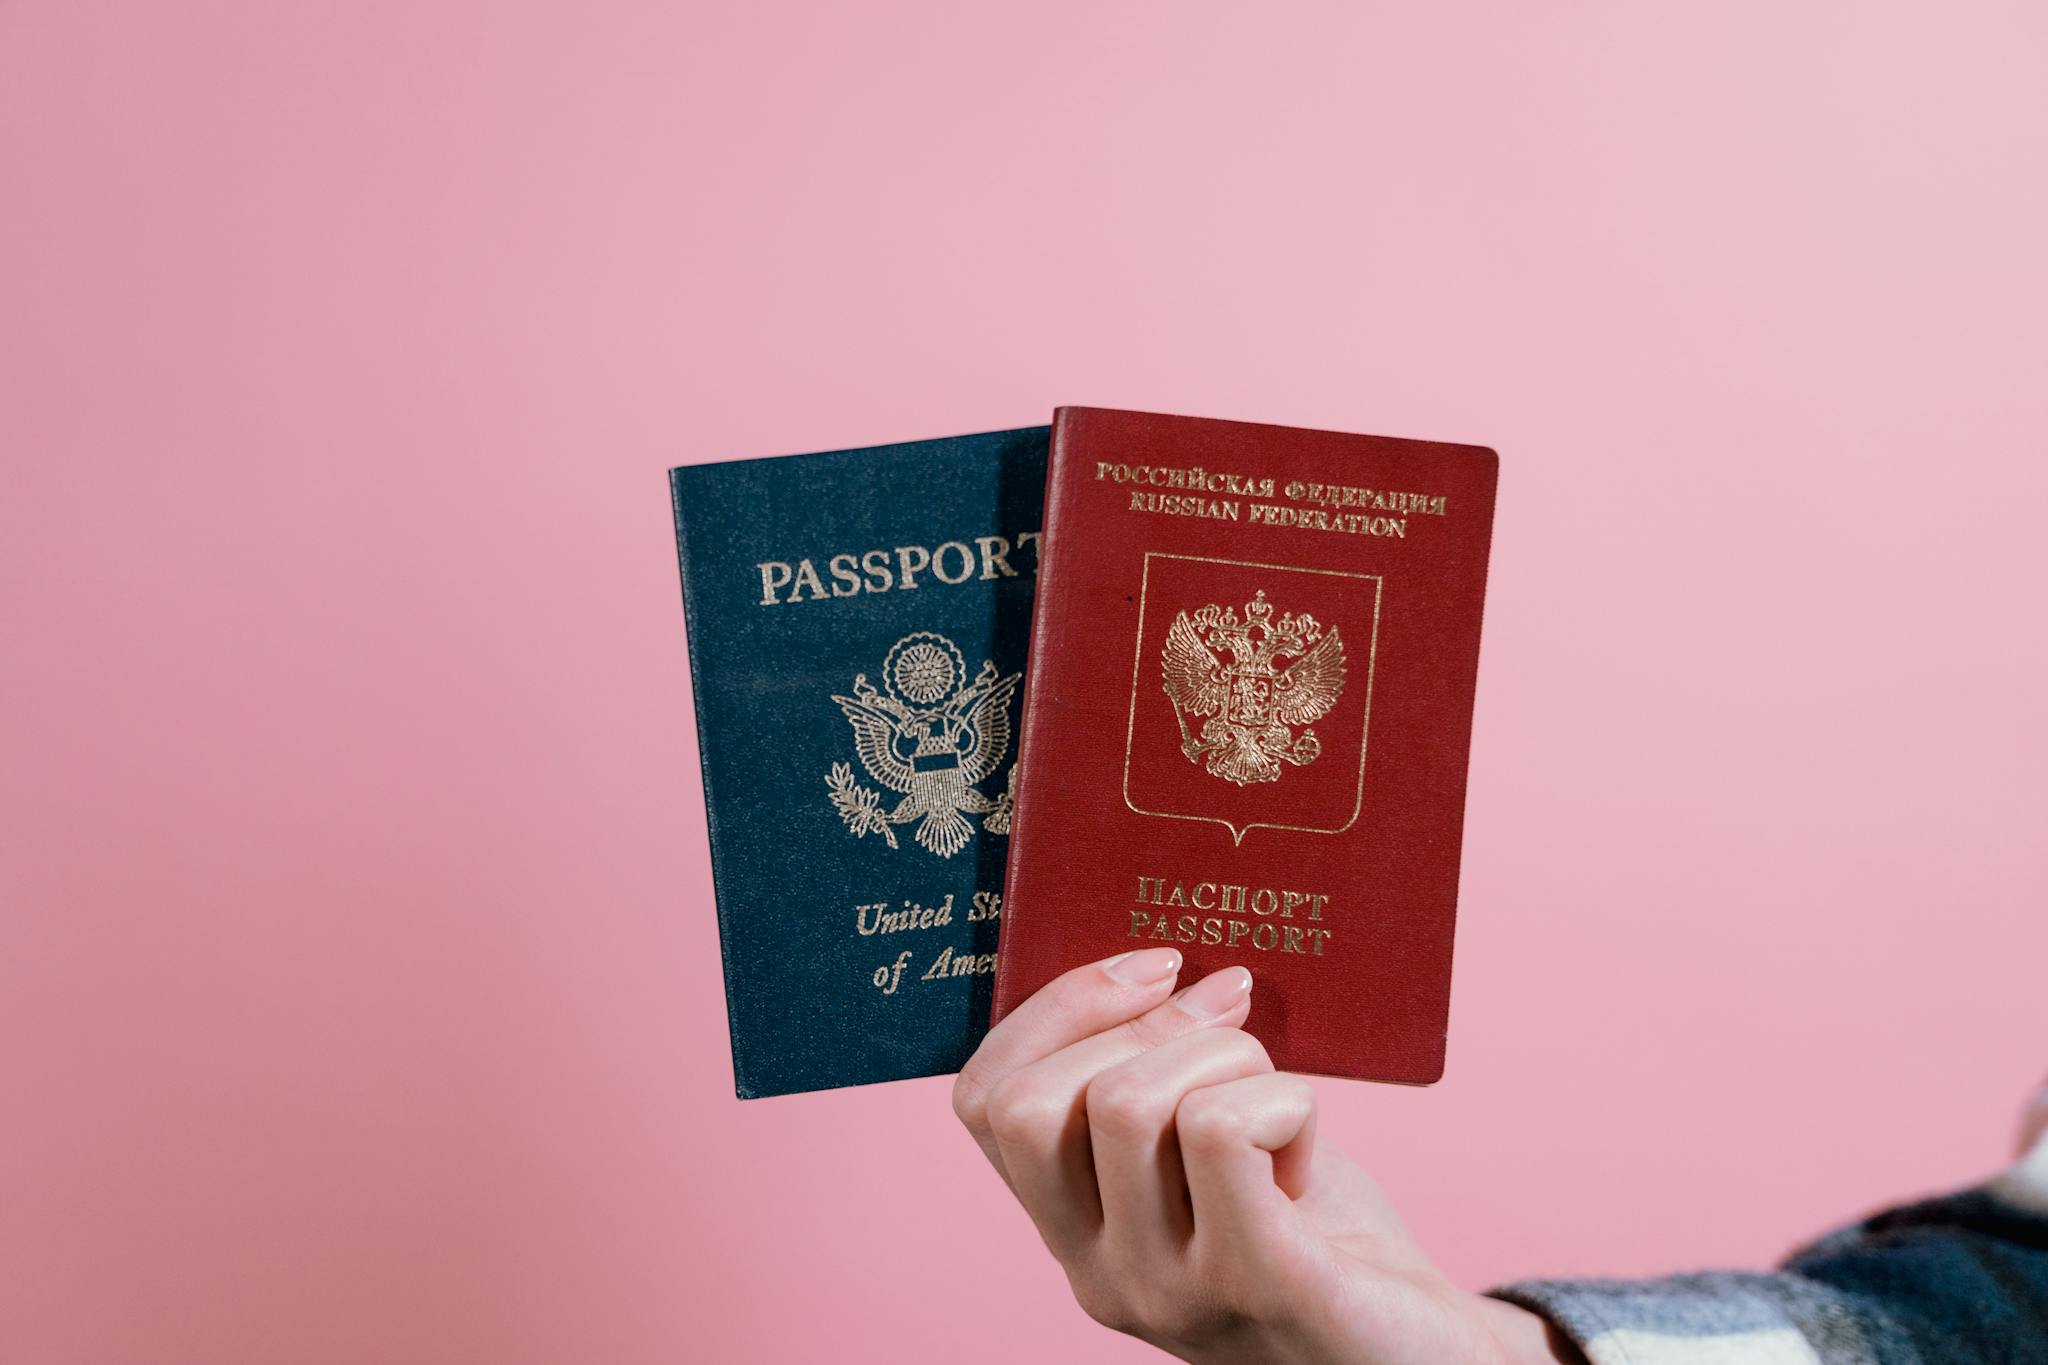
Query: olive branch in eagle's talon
xmin=825 ymin=762 xmax=899 ymax=849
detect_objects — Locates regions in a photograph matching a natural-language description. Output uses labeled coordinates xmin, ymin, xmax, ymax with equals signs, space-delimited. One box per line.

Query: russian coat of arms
xmin=825 ymin=631 xmax=1020 ymax=857
xmin=1160 ymin=590 xmax=1347 ymax=786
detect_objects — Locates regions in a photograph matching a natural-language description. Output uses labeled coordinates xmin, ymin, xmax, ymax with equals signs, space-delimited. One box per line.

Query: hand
xmin=2020 ymin=1079 xmax=2048 ymax=1158
xmin=953 ymin=950 xmax=1577 ymax=1365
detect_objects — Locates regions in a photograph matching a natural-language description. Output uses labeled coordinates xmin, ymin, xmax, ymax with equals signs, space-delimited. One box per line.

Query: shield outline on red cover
xmin=1122 ymin=553 xmax=1383 ymax=845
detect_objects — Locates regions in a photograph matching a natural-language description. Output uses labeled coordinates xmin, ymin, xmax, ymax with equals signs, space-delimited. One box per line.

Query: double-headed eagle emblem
xmin=825 ymin=632 xmax=1020 ymax=858
xmin=1161 ymin=590 xmax=1346 ymax=786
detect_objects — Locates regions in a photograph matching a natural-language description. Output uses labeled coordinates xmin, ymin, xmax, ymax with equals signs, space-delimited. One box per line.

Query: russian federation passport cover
xmin=993 ymin=408 xmax=1497 ymax=1084
xmin=670 ymin=427 xmax=1048 ymax=1098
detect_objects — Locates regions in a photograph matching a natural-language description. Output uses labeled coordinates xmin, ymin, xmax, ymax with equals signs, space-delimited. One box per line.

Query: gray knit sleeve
xmin=1490 ymin=1170 xmax=2048 ymax=1365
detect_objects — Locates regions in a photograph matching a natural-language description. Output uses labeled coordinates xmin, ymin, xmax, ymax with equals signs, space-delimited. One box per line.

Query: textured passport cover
xmin=671 ymin=428 xmax=1048 ymax=1098
xmin=993 ymin=408 xmax=1497 ymax=1084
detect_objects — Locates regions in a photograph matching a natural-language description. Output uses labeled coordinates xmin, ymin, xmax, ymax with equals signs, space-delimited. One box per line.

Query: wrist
xmin=1473 ymin=1294 xmax=1586 ymax=1365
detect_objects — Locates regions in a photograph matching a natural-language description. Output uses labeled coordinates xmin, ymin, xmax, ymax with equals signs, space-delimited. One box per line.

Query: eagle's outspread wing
xmin=953 ymin=663 xmax=1021 ymax=786
xmin=831 ymin=694 xmax=915 ymax=793
xmin=958 ymin=671 xmax=1024 ymax=789
xmin=1270 ymin=628 xmax=1346 ymax=726
xmin=1161 ymin=612 xmax=1227 ymax=717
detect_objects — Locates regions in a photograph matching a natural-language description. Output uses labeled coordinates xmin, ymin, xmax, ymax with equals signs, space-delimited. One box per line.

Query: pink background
xmin=5 ymin=4 xmax=2045 ymax=1362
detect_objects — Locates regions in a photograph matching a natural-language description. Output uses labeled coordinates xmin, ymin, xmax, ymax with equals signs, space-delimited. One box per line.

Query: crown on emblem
xmin=1193 ymin=589 xmax=1323 ymax=661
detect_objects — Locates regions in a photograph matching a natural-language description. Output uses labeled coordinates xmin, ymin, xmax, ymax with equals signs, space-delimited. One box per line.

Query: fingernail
xmin=1174 ymin=966 xmax=1253 ymax=1020
xmin=1104 ymin=947 xmax=1182 ymax=986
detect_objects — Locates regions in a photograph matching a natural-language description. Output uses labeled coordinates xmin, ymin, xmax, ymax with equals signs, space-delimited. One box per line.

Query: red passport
xmin=993 ymin=408 xmax=1498 ymax=1083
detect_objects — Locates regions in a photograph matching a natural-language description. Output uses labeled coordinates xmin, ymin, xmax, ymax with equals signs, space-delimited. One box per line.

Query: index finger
xmin=953 ymin=948 xmax=1184 ymax=1138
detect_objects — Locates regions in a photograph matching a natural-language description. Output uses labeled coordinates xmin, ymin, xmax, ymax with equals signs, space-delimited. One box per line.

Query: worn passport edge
xmin=992 ymin=406 xmax=1502 ymax=1085
xmin=669 ymin=464 xmax=764 ymax=1100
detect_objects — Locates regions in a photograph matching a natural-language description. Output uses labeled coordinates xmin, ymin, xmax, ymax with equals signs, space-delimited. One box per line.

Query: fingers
xmin=979 ymin=967 xmax=1255 ymax=1253
xmin=954 ymin=949 xmax=1187 ymax=1171
xmin=1086 ymin=1026 xmax=1274 ymax=1251
xmin=1177 ymin=1071 xmax=1319 ymax=1247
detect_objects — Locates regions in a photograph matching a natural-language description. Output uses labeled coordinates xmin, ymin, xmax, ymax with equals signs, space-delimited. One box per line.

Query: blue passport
xmin=670 ymin=428 xmax=1050 ymax=1098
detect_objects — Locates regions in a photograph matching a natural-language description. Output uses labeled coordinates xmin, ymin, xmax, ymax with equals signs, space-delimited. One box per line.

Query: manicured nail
xmin=1174 ymin=966 xmax=1253 ymax=1019
xmin=1104 ymin=947 xmax=1182 ymax=986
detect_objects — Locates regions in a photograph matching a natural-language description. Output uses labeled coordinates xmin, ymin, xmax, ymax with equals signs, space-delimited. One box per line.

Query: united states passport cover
xmin=670 ymin=427 xmax=1048 ymax=1098
xmin=992 ymin=408 xmax=1497 ymax=1084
